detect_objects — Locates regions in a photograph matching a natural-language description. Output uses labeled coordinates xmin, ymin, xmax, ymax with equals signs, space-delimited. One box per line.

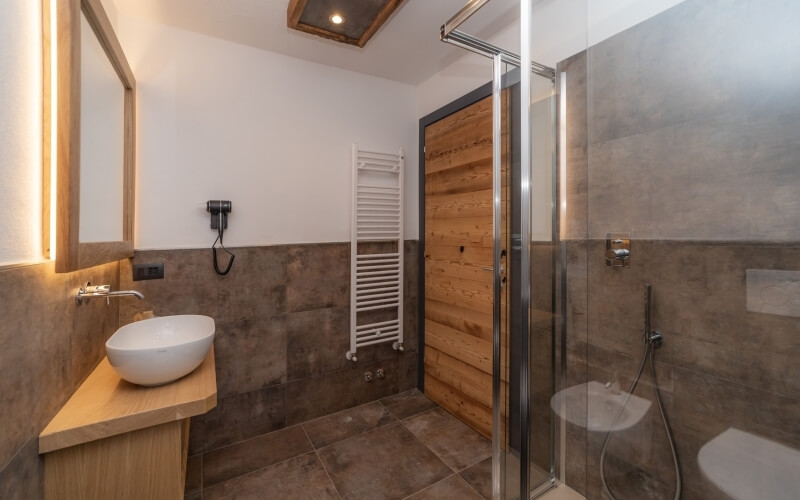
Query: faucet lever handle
xmin=85 ymin=284 xmax=111 ymax=294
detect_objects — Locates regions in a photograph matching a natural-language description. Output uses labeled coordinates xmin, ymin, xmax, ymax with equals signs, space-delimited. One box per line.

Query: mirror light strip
xmin=49 ymin=0 xmax=58 ymax=260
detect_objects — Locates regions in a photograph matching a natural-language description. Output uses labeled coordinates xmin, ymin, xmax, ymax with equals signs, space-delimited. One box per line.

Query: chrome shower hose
xmin=599 ymin=337 xmax=682 ymax=500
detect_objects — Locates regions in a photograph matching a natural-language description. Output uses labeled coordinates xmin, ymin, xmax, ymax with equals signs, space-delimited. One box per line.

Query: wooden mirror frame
xmin=44 ymin=0 xmax=136 ymax=273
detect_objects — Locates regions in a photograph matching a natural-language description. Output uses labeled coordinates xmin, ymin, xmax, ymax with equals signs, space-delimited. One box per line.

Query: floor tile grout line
xmin=315 ymin=457 xmax=342 ymax=500
xmin=399 ymin=472 xmax=457 ymax=500
xmin=378 ymin=388 xmax=421 ymax=407
xmin=200 ymin=426 xmax=318 ymax=489
xmin=199 ymin=393 xmax=437 ymax=494
xmin=201 ymin=450 xmax=320 ymax=494
xmin=310 ymin=417 xmax=453 ymax=498
xmin=315 ymin=418 xmax=403 ymax=454
xmin=304 ymin=402 xmax=402 ymax=451
xmin=461 ymin=474 xmax=489 ymax=500
xmin=200 ymin=418 xmax=316 ymax=488
xmin=399 ymin=414 xmax=454 ymax=473
xmin=299 ymin=422 xmax=316 ymax=450
xmin=409 ymin=470 xmax=488 ymax=500
xmin=196 ymin=421 xmax=299 ymax=458
xmin=298 ymin=422 xmax=315 ymax=450
xmin=455 ymin=452 xmax=493 ymax=475
xmin=203 ymin=400 xmax=479 ymax=498
xmin=302 ymin=399 xmax=392 ymax=440
xmin=399 ymin=407 xmax=492 ymax=476
xmin=302 ymin=424 xmax=344 ymax=500
xmin=397 ymin=405 xmax=440 ymax=422
xmin=203 ymin=397 xmax=393 ymax=459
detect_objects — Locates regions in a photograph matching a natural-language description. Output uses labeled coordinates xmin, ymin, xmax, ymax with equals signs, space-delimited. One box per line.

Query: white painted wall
xmin=0 ymin=0 xmax=691 ymax=262
xmin=415 ymin=19 xmax=520 ymax=120
xmin=115 ymin=14 xmax=418 ymax=249
xmin=0 ymin=1 xmax=42 ymax=266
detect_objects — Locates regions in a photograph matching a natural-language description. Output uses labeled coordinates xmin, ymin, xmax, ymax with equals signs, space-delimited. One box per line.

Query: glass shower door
xmin=494 ymin=53 xmax=559 ymax=500
xmin=560 ymin=1 xmax=800 ymax=498
xmin=493 ymin=54 xmax=513 ymax=500
xmin=438 ymin=3 xmax=563 ymax=498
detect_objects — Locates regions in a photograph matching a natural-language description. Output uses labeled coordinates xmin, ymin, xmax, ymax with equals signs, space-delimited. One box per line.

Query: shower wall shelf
xmin=347 ymin=143 xmax=405 ymax=362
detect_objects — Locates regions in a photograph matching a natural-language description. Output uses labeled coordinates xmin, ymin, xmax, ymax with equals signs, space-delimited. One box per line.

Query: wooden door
xmin=423 ymin=93 xmax=508 ymax=439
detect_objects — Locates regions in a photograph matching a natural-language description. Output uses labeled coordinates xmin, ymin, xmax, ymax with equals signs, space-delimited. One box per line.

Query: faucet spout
xmin=108 ymin=290 xmax=145 ymax=300
xmin=75 ymin=284 xmax=145 ymax=305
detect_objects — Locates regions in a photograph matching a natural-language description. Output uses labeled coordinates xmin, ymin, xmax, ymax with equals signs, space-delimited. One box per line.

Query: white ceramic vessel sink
xmin=106 ymin=315 xmax=215 ymax=386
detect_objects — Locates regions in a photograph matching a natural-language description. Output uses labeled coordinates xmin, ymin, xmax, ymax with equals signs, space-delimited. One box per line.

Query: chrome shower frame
xmin=441 ymin=1 xmax=555 ymax=80
xmin=440 ymin=2 xmax=558 ymax=499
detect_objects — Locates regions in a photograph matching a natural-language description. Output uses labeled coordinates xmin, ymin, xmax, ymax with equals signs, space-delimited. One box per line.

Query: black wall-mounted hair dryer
xmin=206 ymin=200 xmax=232 ymax=229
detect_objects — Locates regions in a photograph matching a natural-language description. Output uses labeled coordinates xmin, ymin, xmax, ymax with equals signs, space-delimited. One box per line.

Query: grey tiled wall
xmin=578 ymin=241 xmax=800 ymax=499
xmin=119 ymin=241 xmax=419 ymax=457
xmin=584 ymin=0 xmax=800 ymax=242
xmin=558 ymin=1 xmax=800 ymax=498
xmin=530 ymin=242 xmax=555 ymax=474
xmin=0 ymin=241 xmax=417 ymax=498
xmin=0 ymin=261 xmax=120 ymax=499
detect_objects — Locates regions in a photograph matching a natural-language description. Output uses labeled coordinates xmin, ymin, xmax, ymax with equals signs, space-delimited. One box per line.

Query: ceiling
xmin=110 ymin=0 xmax=519 ymax=85
xmin=288 ymin=0 xmax=403 ymax=47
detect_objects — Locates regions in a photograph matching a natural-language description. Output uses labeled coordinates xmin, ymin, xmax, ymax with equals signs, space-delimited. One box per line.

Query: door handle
xmin=481 ymin=265 xmax=505 ymax=275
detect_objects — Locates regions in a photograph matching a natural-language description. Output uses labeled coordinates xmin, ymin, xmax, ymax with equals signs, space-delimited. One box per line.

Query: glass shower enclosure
xmin=442 ymin=1 xmax=800 ymax=499
xmin=441 ymin=1 xmax=560 ymax=498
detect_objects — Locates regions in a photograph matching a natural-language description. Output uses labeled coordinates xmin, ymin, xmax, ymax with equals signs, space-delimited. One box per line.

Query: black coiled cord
xmin=212 ymin=222 xmax=235 ymax=275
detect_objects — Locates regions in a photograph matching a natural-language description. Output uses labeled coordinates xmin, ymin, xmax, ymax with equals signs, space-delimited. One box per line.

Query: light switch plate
xmin=133 ymin=263 xmax=164 ymax=281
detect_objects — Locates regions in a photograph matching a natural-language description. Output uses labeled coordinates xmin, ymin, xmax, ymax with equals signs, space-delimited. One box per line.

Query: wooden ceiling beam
xmin=357 ymin=0 xmax=404 ymax=48
xmin=286 ymin=0 xmax=308 ymax=28
xmin=293 ymin=22 xmax=360 ymax=46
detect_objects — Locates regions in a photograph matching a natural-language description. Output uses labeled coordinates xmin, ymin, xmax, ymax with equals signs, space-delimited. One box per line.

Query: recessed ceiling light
xmin=330 ymin=13 xmax=344 ymax=25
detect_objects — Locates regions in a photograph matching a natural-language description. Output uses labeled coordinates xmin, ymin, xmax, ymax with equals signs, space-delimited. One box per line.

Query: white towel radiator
xmin=347 ymin=143 xmax=404 ymax=362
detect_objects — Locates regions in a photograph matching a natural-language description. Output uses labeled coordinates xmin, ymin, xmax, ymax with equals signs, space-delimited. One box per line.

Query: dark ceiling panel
xmin=298 ymin=0 xmax=387 ymax=40
xmin=287 ymin=0 xmax=406 ymax=47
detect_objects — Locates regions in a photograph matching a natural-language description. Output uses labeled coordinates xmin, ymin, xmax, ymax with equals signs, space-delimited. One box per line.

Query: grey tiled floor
xmin=193 ymin=390 xmax=493 ymax=500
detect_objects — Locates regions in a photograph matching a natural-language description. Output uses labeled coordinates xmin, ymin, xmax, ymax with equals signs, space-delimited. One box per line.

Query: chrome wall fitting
xmin=606 ymin=233 xmax=631 ymax=268
xmin=75 ymin=283 xmax=144 ymax=305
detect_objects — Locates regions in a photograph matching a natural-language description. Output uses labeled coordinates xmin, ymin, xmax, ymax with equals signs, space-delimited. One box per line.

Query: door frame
xmin=417 ymin=80 xmax=493 ymax=392
xmin=416 ymin=71 xmax=522 ymax=392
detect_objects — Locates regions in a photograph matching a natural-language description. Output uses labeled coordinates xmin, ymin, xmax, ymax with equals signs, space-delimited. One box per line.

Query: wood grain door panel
xmin=423 ymin=93 xmax=509 ymax=440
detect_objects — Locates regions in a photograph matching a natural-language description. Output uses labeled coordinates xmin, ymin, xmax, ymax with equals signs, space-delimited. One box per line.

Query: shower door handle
xmin=481 ymin=265 xmax=505 ymax=276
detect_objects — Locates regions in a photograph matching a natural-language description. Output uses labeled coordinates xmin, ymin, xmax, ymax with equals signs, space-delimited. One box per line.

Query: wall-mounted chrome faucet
xmin=75 ymin=283 xmax=144 ymax=305
xmin=606 ymin=233 xmax=631 ymax=268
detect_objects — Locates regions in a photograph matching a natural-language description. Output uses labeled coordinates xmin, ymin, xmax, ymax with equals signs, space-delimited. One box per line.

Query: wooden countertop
xmin=39 ymin=347 xmax=217 ymax=454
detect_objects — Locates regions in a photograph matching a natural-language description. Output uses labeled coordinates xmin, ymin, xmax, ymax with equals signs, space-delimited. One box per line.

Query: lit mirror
xmin=45 ymin=0 xmax=136 ymax=272
xmin=79 ymin=11 xmax=125 ymax=243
